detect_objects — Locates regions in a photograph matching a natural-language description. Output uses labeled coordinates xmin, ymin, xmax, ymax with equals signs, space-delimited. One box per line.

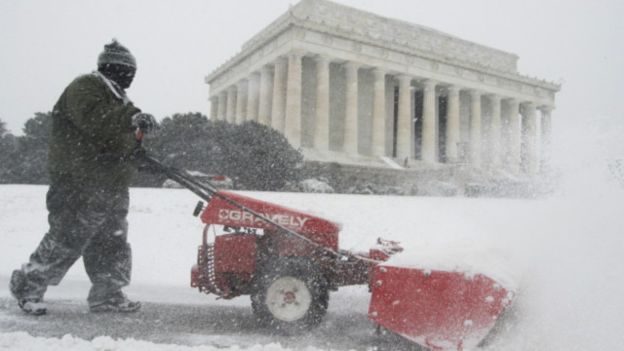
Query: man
xmin=9 ymin=39 xmax=157 ymax=315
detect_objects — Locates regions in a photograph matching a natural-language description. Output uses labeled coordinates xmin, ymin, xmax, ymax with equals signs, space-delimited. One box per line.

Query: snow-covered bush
xmin=220 ymin=121 xmax=303 ymax=191
xmin=0 ymin=113 xmax=50 ymax=184
xmin=298 ymin=178 xmax=334 ymax=193
xmin=148 ymin=114 xmax=303 ymax=191
xmin=420 ymin=180 xmax=458 ymax=196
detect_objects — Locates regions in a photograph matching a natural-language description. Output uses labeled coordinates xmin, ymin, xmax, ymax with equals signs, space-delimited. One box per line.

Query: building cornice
xmin=206 ymin=0 xmax=560 ymax=96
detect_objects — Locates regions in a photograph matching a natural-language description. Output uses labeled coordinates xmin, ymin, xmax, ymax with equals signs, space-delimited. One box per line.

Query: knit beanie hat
xmin=97 ymin=39 xmax=137 ymax=70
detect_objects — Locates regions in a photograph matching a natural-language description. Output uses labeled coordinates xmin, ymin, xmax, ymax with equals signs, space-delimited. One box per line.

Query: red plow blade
xmin=368 ymin=264 xmax=514 ymax=350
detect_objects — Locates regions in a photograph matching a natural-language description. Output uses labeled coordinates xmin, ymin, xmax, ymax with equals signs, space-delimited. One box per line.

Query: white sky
xmin=0 ymin=0 xmax=622 ymax=135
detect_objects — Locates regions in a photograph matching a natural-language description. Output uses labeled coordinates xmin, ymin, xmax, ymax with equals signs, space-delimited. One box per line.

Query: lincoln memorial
xmin=205 ymin=0 xmax=560 ymax=177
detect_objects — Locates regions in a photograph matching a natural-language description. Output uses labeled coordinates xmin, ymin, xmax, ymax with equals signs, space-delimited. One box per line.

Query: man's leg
xmin=83 ymin=188 xmax=140 ymax=312
xmin=9 ymin=183 xmax=96 ymax=314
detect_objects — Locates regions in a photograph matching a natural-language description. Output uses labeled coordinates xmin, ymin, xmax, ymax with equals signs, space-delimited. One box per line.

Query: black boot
xmin=89 ymin=292 xmax=141 ymax=313
xmin=10 ymin=270 xmax=47 ymax=315
xmin=17 ymin=299 xmax=47 ymax=316
xmin=9 ymin=270 xmax=25 ymax=299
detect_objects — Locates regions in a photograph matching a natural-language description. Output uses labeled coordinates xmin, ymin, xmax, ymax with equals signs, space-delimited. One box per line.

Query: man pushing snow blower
xmin=8 ymin=39 xmax=515 ymax=351
xmin=9 ymin=39 xmax=157 ymax=315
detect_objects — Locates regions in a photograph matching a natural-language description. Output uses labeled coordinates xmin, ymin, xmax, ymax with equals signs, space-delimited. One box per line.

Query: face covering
xmin=98 ymin=64 xmax=136 ymax=89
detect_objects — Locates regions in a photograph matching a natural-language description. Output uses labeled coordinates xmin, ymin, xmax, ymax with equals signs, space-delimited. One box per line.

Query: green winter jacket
xmin=48 ymin=72 xmax=141 ymax=189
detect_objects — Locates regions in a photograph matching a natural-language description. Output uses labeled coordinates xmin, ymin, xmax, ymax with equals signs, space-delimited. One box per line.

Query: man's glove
xmin=132 ymin=113 xmax=158 ymax=133
xmin=129 ymin=145 xmax=147 ymax=161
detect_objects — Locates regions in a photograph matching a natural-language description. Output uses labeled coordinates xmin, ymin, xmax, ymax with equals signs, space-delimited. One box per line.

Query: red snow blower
xmin=139 ymin=150 xmax=514 ymax=351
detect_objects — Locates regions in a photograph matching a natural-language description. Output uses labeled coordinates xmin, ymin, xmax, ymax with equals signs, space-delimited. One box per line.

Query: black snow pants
xmin=10 ymin=181 xmax=132 ymax=306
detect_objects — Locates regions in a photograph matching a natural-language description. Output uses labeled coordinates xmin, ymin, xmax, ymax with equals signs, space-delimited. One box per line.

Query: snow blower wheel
xmin=251 ymin=259 xmax=328 ymax=333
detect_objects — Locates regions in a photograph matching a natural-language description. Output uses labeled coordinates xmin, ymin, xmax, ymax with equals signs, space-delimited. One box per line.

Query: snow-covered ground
xmin=2 ymin=116 xmax=624 ymax=351
xmin=1 ymin=172 xmax=623 ymax=351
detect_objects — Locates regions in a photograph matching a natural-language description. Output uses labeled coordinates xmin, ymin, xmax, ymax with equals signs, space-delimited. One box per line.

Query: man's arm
xmin=63 ymin=76 xmax=141 ymax=146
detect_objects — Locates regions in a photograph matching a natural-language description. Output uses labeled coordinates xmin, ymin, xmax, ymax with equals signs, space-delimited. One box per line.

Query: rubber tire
xmin=251 ymin=258 xmax=329 ymax=334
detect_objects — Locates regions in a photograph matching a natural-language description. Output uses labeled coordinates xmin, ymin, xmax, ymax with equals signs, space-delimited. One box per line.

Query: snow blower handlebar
xmin=133 ymin=129 xmax=350 ymax=260
xmin=133 ymin=129 xmax=216 ymax=202
xmin=140 ymin=154 xmax=349 ymax=259
xmin=142 ymin=154 xmax=217 ymax=202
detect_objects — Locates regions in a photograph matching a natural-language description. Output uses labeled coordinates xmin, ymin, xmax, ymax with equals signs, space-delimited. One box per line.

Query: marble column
xmin=235 ymin=80 xmax=247 ymax=124
xmin=489 ymin=94 xmax=502 ymax=168
xmin=226 ymin=86 xmax=237 ymax=123
xmin=258 ymin=66 xmax=273 ymax=125
xmin=314 ymin=56 xmax=331 ymax=151
xmin=371 ymin=68 xmax=386 ymax=157
xmin=284 ymin=52 xmax=304 ymax=148
xmin=210 ymin=96 xmax=218 ymax=120
xmin=246 ymin=73 xmax=260 ymax=122
xmin=523 ymin=102 xmax=539 ymax=175
xmin=396 ymin=75 xmax=413 ymax=161
xmin=343 ymin=62 xmax=360 ymax=154
xmin=421 ymin=79 xmax=438 ymax=163
xmin=217 ymin=91 xmax=227 ymax=121
xmin=445 ymin=85 xmax=461 ymax=163
xmin=469 ymin=90 xmax=482 ymax=167
xmin=540 ymin=106 xmax=553 ymax=172
xmin=271 ymin=58 xmax=287 ymax=133
xmin=507 ymin=99 xmax=521 ymax=173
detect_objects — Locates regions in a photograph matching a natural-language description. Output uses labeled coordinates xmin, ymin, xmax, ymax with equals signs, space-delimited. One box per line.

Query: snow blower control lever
xmin=133 ymin=128 xmax=515 ymax=351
